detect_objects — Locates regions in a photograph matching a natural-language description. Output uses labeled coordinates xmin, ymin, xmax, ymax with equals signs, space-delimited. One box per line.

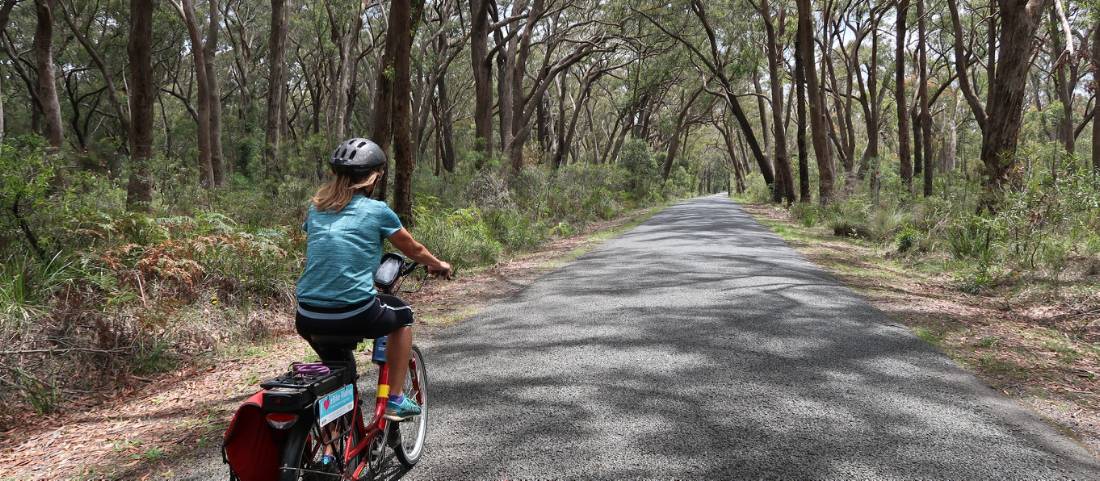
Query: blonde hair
xmin=311 ymin=171 xmax=383 ymax=212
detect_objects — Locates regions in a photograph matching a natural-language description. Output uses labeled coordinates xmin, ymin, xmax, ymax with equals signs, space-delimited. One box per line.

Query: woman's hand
xmin=428 ymin=261 xmax=453 ymax=279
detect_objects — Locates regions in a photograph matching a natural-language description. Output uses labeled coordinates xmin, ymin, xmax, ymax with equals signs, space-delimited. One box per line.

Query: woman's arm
xmin=388 ymin=228 xmax=453 ymax=277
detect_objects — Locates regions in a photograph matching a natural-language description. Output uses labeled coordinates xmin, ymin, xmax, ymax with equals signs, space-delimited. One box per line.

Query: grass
xmin=914 ymin=327 xmax=946 ymax=347
xmin=133 ymin=446 xmax=165 ymax=461
xmin=419 ymin=305 xmax=481 ymax=327
xmin=975 ymin=336 xmax=1001 ymax=348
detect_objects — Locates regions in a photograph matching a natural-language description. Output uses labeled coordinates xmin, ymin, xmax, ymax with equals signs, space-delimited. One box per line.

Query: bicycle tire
xmin=278 ymin=418 xmax=320 ymax=481
xmin=280 ymin=415 xmax=359 ymax=481
xmin=393 ymin=344 xmax=428 ymax=467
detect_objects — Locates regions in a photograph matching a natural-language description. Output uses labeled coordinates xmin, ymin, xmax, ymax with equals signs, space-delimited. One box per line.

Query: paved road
xmin=405 ymin=195 xmax=1097 ymax=479
xmin=175 ymin=195 xmax=1098 ymax=480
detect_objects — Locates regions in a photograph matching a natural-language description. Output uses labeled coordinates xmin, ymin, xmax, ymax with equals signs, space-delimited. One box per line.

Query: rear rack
xmin=259 ymin=362 xmax=356 ymax=413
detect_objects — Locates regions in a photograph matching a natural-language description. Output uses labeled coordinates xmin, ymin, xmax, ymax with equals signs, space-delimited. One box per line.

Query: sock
xmin=388 ymin=393 xmax=405 ymax=405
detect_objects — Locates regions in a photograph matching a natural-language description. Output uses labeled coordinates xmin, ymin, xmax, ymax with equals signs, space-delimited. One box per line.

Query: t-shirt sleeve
xmin=379 ymin=204 xmax=403 ymax=238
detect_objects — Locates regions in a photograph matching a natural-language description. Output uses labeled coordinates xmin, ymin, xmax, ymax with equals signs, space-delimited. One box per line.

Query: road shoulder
xmin=740 ymin=201 xmax=1100 ymax=459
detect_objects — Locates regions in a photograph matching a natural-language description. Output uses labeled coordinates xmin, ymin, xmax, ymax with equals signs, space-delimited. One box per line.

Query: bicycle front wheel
xmin=394 ymin=344 xmax=428 ymax=467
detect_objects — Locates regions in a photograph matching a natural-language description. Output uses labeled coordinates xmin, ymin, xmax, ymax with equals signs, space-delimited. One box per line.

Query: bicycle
xmin=225 ymin=253 xmax=428 ymax=481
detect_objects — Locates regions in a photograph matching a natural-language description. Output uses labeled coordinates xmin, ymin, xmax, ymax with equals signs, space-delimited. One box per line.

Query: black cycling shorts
xmin=295 ymin=294 xmax=413 ymax=364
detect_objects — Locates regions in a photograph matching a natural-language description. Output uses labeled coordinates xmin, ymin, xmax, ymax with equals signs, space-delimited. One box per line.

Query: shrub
xmin=790 ymin=203 xmax=821 ymax=228
xmin=484 ymin=208 xmax=549 ymax=250
xmin=825 ymin=196 xmax=873 ymax=239
xmin=894 ymin=225 xmax=922 ymax=253
xmin=620 ymin=139 xmax=657 ymax=200
xmin=412 ymin=201 xmax=502 ymax=268
xmin=947 ymin=214 xmax=997 ymax=264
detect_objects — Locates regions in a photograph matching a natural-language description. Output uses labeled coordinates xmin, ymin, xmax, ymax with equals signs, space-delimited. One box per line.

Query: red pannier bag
xmin=222 ymin=392 xmax=280 ymax=481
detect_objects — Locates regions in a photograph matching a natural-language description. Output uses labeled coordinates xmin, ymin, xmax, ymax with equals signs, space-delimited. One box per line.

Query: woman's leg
xmin=374 ymin=295 xmax=416 ymax=413
xmin=386 ymin=325 xmax=412 ymax=393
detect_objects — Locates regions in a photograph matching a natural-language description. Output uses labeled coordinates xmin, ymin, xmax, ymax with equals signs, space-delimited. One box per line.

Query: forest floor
xmin=0 ymin=206 xmax=661 ymax=481
xmin=741 ymin=202 xmax=1100 ymax=457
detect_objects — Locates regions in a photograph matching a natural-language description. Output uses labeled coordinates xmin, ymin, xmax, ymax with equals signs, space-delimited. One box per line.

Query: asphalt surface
xmin=176 ymin=195 xmax=1099 ymax=480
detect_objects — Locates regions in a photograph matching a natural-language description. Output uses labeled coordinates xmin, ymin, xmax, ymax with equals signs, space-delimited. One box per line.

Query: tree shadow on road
xmin=408 ymin=197 xmax=1099 ymax=479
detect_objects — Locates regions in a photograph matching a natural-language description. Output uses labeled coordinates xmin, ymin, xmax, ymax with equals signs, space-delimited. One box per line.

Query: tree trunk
xmin=469 ymin=0 xmax=492 ymax=162
xmin=752 ymin=69 xmax=771 ymax=165
xmin=205 ymin=0 xmax=225 ymax=185
xmin=663 ymin=88 xmax=702 ymax=180
xmin=0 ymin=67 xmax=4 ymax=144
xmin=537 ymin=89 xmax=550 ymax=150
xmin=126 ymin=0 xmax=155 ymax=210
xmin=327 ymin=0 xmax=362 ymax=144
xmin=504 ymin=0 xmax=547 ymax=175
xmin=371 ymin=0 xmax=401 ymax=201
xmin=917 ymin=0 xmax=933 ymax=197
xmin=391 ymin=0 xmax=422 ymax=225
xmin=980 ymin=0 xmax=1051 ymax=200
xmin=1049 ymin=9 xmax=1074 ymax=153
xmin=34 ymin=0 xmax=64 ymax=152
xmin=794 ymin=28 xmax=810 ymax=203
xmin=1093 ymin=15 xmax=1100 ymax=173
xmin=912 ymin=106 xmax=924 ymax=179
xmin=434 ymin=74 xmax=456 ymax=173
xmin=948 ymin=0 xmax=989 ymax=132
xmin=177 ymin=0 xmax=214 ymax=187
xmin=264 ymin=0 xmax=288 ymax=176
xmin=0 ymin=0 xmax=11 ymax=145
xmin=760 ymin=0 xmax=795 ymax=204
xmin=796 ymin=0 xmax=834 ymax=204
xmin=896 ymin=0 xmax=912 ymax=190
xmin=858 ymin=16 xmax=882 ymax=187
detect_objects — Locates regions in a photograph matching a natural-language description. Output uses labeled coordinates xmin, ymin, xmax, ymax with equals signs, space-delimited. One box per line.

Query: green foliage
xmin=825 ymin=197 xmax=873 ymax=238
xmin=412 ymin=197 xmax=503 ymax=268
xmin=620 ymin=139 xmax=658 ymax=198
xmin=947 ymin=214 xmax=996 ymax=264
xmin=133 ymin=339 xmax=178 ymax=375
xmin=789 ymin=203 xmax=821 ymax=228
xmin=485 ymin=208 xmax=549 ymax=250
xmin=0 ymin=252 xmax=75 ymax=328
xmin=13 ymin=367 xmax=60 ymax=415
xmin=894 ymin=225 xmax=922 ymax=254
xmin=810 ymin=144 xmax=1100 ymax=294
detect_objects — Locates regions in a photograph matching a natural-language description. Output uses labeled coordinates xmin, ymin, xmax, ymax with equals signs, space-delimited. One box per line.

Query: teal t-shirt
xmin=295 ymin=195 xmax=403 ymax=307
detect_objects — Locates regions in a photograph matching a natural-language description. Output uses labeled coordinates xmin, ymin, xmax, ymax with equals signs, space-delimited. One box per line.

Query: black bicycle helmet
xmin=330 ymin=138 xmax=386 ymax=177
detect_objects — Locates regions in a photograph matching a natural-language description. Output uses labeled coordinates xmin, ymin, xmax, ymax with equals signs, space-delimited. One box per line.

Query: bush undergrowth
xmin=748 ymin=146 xmax=1100 ymax=296
xmin=0 ymin=137 xmax=687 ymax=416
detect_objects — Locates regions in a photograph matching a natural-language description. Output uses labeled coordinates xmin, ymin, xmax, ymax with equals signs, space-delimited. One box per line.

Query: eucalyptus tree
xmin=949 ymin=0 xmax=1054 ymax=203
xmin=127 ymin=0 xmax=155 ymax=210
xmin=636 ymin=0 xmax=778 ymax=195
xmin=264 ymin=0 xmax=288 ymax=173
xmin=34 ymin=0 xmax=64 ymax=152
xmin=795 ymin=0 xmax=834 ymax=204
xmin=750 ymin=0 xmax=795 ymax=203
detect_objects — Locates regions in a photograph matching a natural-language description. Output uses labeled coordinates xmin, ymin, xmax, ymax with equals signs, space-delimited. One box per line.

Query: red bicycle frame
xmin=335 ymin=353 xmax=422 ymax=480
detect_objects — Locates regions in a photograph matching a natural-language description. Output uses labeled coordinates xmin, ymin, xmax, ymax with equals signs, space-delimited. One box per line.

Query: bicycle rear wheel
xmin=280 ymin=414 xmax=361 ymax=481
xmin=393 ymin=344 xmax=427 ymax=467
xmin=279 ymin=420 xmax=328 ymax=481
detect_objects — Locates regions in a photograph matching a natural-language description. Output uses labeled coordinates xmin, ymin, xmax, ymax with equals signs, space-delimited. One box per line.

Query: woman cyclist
xmin=295 ymin=138 xmax=451 ymax=430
